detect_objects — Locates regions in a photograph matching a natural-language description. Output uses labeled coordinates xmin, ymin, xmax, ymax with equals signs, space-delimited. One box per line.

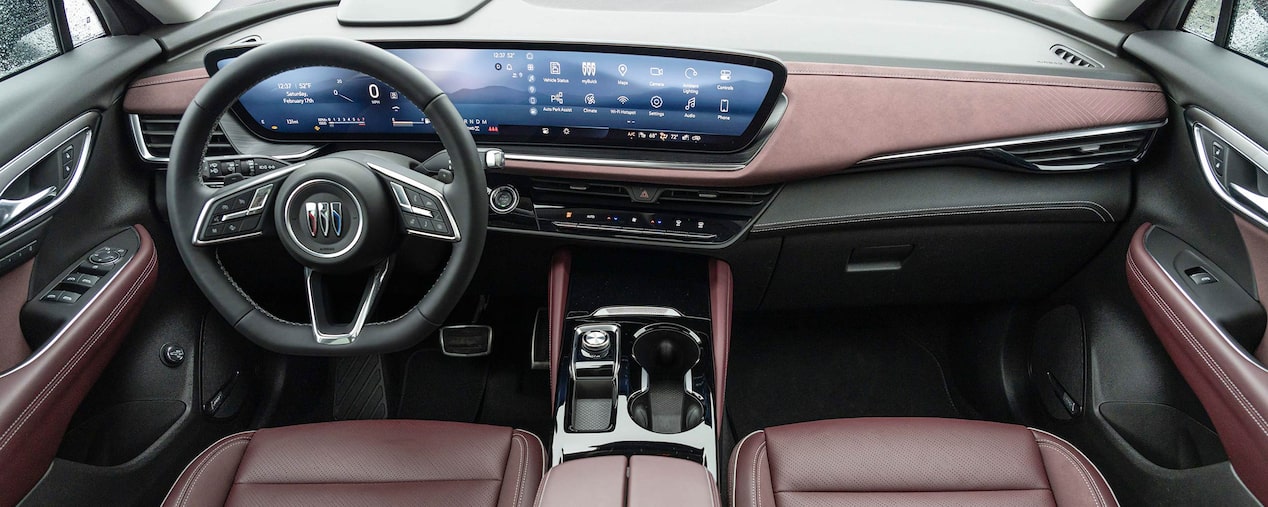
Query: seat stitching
xmin=177 ymin=436 xmax=252 ymax=507
xmin=1036 ymin=439 xmax=1103 ymax=507
xmin=753 ymin=441 xmax=768 ymax=507
xmin=1128 ymin=256 xmax=1268 ymax=438
xmin=533 ymin=461 xmax=555 ymax=507
xmin=0 ymin=251 xmax=156 ymax=454
xmin=511 ymin=433 xmax=528 ymax=507
xmin=730 ymin=430 xmax=760 ymax=505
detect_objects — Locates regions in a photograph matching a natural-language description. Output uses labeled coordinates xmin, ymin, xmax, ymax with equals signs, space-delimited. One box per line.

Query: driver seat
xmin=161 ymin=420 xmax=544 ymax=507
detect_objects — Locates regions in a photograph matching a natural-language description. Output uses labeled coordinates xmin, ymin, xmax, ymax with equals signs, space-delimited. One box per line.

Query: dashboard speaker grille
xmin=136 ymin=115 xmax=236 ymax=159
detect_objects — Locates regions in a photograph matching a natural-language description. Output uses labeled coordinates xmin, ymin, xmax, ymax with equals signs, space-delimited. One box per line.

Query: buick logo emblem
xmin=304 ymin=201 xmax=343 ymax=238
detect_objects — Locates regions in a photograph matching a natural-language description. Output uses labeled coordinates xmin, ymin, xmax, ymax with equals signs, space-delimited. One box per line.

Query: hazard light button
xmin=627 ymin=185 xmax=659 ymax=203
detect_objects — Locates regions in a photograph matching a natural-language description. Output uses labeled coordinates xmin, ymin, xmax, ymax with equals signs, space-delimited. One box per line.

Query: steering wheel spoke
xmin=305 ymin=258 xmax=392 ymax=345
xmin=192 ymin=165 xmax=298 ymax=246
xmin=366 ymin=160 xmax=462 ymax=243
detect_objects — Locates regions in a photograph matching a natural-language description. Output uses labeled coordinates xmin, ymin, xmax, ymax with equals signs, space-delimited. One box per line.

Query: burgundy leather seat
xmin=730 ymin=418 xmax=1117 ymax=507
xmin=162 ymin=420 xmax=544 ymax=507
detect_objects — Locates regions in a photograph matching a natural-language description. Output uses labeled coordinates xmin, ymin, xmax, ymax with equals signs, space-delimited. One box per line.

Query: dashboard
xmin=209 ymin=44 xmax=786 ymax=153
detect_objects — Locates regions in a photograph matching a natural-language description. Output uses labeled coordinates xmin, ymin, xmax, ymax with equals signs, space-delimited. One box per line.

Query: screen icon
xmin=581 ymin=62 xmax=597 ymax=76
xmin=719 ymin=99 xmax=730 ymax=113
xmin=529 ymin=107 xmax=537 ymax=115
xmin=684 ymin=67 xmax=698 ymax=79
xmin=617 ymin=95 xmax=630 ymax=105
xmin=650 ymin=67 xmax=664 ymax=77
xmin=720 ymin=69 xmax=732 ymax=81
xmin=618 ymin=64 xmax=628 ymax=76
xmin=584 ymin=93 xmax=596 ymax=105
xmin=541 ymin=127 xmax=550 ymax=135
xmin=650 ymin=96 xmax=663 ymax=108
xmin=685 ymin=97 xmax=696 ymax=110
xmin=526 ymin=53 xmax=534 ymax=60
xmin=549 ymin=62 xmax=561 ymax=75
xmin=526 ymin=63 xmax=534 ymax=72
xmin=563 ymin=128 xmax=571 ymax=135
xmin=551 ymin=92 xmax=564 ymax=104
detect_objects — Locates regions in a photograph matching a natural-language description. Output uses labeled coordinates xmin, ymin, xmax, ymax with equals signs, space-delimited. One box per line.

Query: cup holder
xmin=628 ymin=323 xmax=705 ymax=434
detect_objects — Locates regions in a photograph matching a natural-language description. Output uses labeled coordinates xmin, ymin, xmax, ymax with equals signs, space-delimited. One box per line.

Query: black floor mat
xmin=726 ymin=309 xmax=968 ymax=437
xmin=397 ymin=304 xmax=553 ymax=442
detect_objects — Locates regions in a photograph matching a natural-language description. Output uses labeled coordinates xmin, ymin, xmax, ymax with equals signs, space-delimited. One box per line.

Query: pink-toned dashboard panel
xmin=125 ymin=62 xmax=1166 ymax=186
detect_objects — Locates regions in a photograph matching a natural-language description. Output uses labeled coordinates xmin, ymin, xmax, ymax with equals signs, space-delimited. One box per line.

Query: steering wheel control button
xmin=160 ymin=343 xmax=186 ymax=367
xmin=489 ymin=185 xmax=519 ymax=214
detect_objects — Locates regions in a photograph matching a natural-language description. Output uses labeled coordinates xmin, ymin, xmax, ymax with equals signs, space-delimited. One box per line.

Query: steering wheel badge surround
xmin=167 ymin=37 xmax=488 ymax=355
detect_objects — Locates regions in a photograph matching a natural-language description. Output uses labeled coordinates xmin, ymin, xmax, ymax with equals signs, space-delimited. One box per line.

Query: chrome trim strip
xmin=505 ymin=152 xmax=746 ymax=171
xmin=1189 ymin=107 xmax=1268 ymax=232
xmin=857 ymin=120 xmax=1167 ymax=167
xmin=192 ymin=164 xmax=301 ymax=246
xmin=0 ymin=112 xmax=98 ymax=242
xmin=552 ymin=221 xmax=717 ymax=240
xmin=0 ymin=232 xmax=138 ymax=378
xmin=307 ymin=258 xmax=391 ymax=345
xmin=366 ymin=161 xmax=462 ymax=242
xmin=592 ymin=306 xmax=684 ymax=318
xmin=128 ymin=113 xmax=320 ymax=163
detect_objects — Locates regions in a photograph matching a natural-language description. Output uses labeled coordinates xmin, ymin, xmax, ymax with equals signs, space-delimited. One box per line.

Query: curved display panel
xmin=208 ymin=43 xmax=786 ymax=153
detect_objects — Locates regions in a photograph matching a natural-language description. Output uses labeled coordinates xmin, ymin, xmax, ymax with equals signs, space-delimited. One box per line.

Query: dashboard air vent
xmin=136 ymin=115 xmax=236 ymax=160
xmin=1050 ymin=45 xmax=1101 ymax=68
xmin=660 ymin=188 xmax=773 ymax=206
xmin=1000 ymin=129 xmax=1152 ymax=169
xmin=531 ymin=179 xmax=629 ymax=199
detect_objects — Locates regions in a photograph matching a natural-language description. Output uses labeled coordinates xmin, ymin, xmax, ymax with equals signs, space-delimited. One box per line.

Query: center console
xmin=548 ymin=249 xmax=733 ymax=479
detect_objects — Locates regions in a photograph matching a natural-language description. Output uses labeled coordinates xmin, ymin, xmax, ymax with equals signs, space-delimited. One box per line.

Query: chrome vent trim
xmin=659 ymin=187 xmax=772 ymax=206
xmin=858 ymin=121 xmax=1166 ymax=172
xmin=129 ymin=114 xmax=321 ymax=164
xmin=132 ymin=114 xmax=236 ymax=161
xmin=1051 ymin=45 xmax=1102 ymax=68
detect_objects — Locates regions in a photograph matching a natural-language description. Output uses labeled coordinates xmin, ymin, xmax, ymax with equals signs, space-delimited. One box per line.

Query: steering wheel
xmin=167 ymin=37 xmax=487 ymax=355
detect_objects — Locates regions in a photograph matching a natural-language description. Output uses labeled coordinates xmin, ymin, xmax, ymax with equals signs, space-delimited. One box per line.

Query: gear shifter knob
xmin=581 ymin=329 xmax=611 ymax=358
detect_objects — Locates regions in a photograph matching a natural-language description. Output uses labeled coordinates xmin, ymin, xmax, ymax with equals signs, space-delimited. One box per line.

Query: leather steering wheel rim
xmin=167 ymin=37 xmax=487 ymax=355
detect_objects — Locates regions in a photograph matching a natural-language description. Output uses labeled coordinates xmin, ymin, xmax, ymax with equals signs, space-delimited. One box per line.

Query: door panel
xmin=1127 ymin=223 xmax=1268 ymax=501
xmin=1122 ymin=26 xmax=1268 ymax=504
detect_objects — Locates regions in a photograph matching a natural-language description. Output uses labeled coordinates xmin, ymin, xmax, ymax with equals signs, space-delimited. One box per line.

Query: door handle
xmin=0 ymin=186 xmax=57 ymax=230
xmin=1228 ymin=182 xmax=1268 ymax=218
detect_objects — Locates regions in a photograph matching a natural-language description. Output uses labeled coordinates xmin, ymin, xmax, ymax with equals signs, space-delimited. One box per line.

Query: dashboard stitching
xmin=787 ymin=68 xmax=1161 ymax=93
xmin=753 ymin=201 xmax=1112 ymax=231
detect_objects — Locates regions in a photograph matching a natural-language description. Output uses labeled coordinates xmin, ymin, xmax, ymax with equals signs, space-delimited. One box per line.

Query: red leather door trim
xmin=548 ymin=249 xmax=571 ymax=410
xmin=0 ymin=225 xmax=158 ymax=506
xmin=1126 ymin=222 xmax=1268 ymax=501
xmin=708 ymin=259 xmax=733 ymax=430
xmin=0 ymin=260 xmax=33 ymax=372
xmin=1234 ymin=215 xmax=1268 ymax=363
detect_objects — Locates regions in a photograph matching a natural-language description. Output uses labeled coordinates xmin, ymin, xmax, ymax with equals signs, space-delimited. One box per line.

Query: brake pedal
xmin=440 ymin=325 xmax=493 ymax=357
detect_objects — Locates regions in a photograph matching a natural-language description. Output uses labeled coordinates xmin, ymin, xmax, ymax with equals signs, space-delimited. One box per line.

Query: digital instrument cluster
xmin=209 ymin=43 xmax=785 ymax=152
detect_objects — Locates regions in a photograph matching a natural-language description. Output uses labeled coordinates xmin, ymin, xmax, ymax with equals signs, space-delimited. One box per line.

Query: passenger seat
xmin=730 ymin=418 xmax=1116 ymax=507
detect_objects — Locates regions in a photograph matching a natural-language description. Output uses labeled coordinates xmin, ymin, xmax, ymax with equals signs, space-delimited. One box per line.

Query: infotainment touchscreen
xmin=208 ymin=43 xmax=785 ymax=152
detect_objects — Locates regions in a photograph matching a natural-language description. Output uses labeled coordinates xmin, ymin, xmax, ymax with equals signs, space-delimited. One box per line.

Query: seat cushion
xmin=162 ymin=420 xmax=544 ymax=507
xmin=729 ymin=418 xmax=1116 ymax=507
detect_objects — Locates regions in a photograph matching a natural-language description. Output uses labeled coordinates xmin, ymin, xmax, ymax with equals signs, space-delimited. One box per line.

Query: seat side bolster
xmin=1030 ymin=428 xmax=1119 ymax=507
xmin=161 ymin=431 xmax=255 ymax=507
xmin=729 ymin=430 xmax=775 ymax=507
xmin=499 ymin=429 xmax=545 ymax=507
